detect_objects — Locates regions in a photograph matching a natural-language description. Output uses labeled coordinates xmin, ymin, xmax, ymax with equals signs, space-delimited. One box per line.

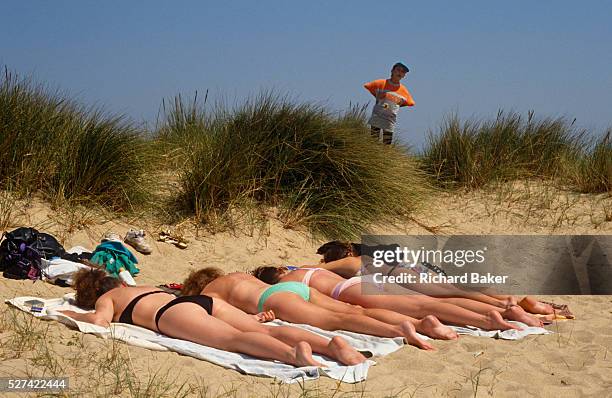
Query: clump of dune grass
xmin=159 ymin=92 xmax=431 ymax=238
xmin=561 ymin=131 xmax=611 ymax=193
xmin=0 ymin=68 xmax=150 ymax=210
xmin=421 ymin=110 xmax=604 ymax=191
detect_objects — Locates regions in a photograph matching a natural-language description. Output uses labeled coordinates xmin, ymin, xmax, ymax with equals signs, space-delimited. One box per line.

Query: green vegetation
xmin=158 ymin=93 xmax=431 ymax=238
xmin=0 ymin=69 xmax=150 ymax=209
xmin=421 ymin=110 xmax=611 ymax=193
xmin=1 ymin=69 xmax=609 ymax=237
xmin=561 ymin=131 xmax=611 ymax=193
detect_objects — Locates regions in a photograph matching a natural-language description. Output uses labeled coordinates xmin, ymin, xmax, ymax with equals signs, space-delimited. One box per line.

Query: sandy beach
xmin=1 ymin=184 xmax=610 ymax=397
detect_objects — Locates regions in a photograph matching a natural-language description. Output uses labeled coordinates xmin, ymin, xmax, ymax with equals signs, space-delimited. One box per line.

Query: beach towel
xmin=450 ymin=323 xmax=551 ymax=340
xmin=5 ymin=294 xmax=405 ymax=384
xmin=39 ymin=246 xmax=95 ymax=285
xmin=5 ymin=294 xmax=551 ymax=382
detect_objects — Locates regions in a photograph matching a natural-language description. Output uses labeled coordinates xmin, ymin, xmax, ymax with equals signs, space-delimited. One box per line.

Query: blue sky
xmin=2 ymin=1 xmax=611 ymax=149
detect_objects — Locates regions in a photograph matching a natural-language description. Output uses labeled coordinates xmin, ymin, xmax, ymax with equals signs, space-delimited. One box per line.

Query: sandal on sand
xmin=535 ymin=313 xmax=572 ymax=322
xmin=156 ymin=283 xmax=182 ymax=296
xmin=158 ymin=229 xmax=188 ymax=249
xmin=540 ymin=301 xmax=574 ymax=319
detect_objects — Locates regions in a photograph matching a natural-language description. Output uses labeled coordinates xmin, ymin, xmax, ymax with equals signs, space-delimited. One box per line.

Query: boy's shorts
xmin=370 ymin=126 xmax=393 ymax=144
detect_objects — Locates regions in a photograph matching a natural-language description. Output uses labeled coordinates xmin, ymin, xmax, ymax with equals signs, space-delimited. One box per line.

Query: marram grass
xmin=0 ymin=69 xmax=150 ymax=209
xmin=422 ymin=110 xmax=610 ymax=193
xmin=159 ymin=93 xmax=432 ymax=239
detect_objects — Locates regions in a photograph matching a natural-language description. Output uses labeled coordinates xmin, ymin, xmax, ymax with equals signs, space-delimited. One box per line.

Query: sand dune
xmin=0 ymin=186 xmax=610 ymax=397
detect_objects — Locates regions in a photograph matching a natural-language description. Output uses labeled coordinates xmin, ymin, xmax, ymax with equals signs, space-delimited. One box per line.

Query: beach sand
xmin=0 ymin=184 xmax=610 ymax=397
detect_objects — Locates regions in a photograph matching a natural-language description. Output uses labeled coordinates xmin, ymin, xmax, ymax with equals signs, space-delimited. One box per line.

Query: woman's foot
xmin=293 ymin=342 xmax=322 ymax=367
xmin=484 ymin=311 xmax=523 ymax=331
xmin=399 ymin=321 xmax=435 ymax=351
xmin=518 ymin=296 xmax=554 ymax=315
xmin=417 ymin=315 xmax=458 ymax=340
xmin=499 ymin=296 xmax=518 ymax=308
xmin=327 ymin=336 xmax=367 ymax=365
xmin=502 ymin=306 xmax=543 ymax=327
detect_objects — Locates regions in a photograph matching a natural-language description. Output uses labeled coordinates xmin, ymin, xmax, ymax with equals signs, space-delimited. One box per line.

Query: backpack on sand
xmin=0 ymin=227 xmax=65 ymax=280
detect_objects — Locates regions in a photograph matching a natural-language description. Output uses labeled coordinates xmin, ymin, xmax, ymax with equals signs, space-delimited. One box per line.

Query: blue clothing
xmin=90 ymin=241 xmax=139 ymax=277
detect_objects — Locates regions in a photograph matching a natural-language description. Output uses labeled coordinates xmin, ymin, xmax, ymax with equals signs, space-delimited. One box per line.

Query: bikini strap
xmin=302 ymin=268 xmax=319 ymax=286
xmin=118 ymin=290 xmax=167 ymax=324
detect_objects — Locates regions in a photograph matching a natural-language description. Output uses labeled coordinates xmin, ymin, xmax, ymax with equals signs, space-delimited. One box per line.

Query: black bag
xmin=0 ymin=227 xmax=65 ymax=280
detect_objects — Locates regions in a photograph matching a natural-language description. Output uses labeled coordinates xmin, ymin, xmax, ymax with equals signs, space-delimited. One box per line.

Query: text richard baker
xmin=372 ymin=272 xmax=509 ymax=284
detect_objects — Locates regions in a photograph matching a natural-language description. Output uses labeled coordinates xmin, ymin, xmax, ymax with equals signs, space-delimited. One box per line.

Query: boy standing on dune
xmin=364 ymin=62 xmax=415 ymax=144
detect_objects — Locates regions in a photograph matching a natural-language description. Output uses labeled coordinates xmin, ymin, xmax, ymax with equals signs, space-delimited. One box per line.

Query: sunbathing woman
xmin=252 ymin=265 xmax=541 ymax=330
xmin=181 ymin=268 xmax=439 ymax=350
xmin=315 ymin=241 xmax=568 ymax=318
xmin=59 ymin=268 xmax=367 ymax=367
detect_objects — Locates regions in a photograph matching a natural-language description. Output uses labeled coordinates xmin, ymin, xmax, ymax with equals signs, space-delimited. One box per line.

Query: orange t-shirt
xmin=364 ymin=79 xmax=415 ymax=107
xmin=364 ymin=79 xmax=414 ymax=132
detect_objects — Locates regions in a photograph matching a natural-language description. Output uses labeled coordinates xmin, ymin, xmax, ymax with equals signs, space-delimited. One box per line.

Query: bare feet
xmin=484 ymin=311 xmax=523 ymax=331
xmin=416 ymin=315 xmax=458 ymax=340
xmin=518 ymin=296 xmax=553 ymax=315
xmin=500 ymin=296 xmax=518 ymax=308
xmin=293 ymin=342 xmax=322 ymax=367
xmin=399 ymin=321 xmax=435 ymax=351
xmin=327 ymin=336 xmax=367 ymax=365
xmin=502 ymin=306 xmax=543 ymax=327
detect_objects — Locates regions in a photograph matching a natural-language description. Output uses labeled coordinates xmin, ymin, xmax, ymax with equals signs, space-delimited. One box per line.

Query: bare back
xmin=280 ymin=268 xmax=345 ymax=296
xmin=202 ymin=273 xmax=267 ymax=314
xmin=103 ymin=286 xmax=176 ymax=329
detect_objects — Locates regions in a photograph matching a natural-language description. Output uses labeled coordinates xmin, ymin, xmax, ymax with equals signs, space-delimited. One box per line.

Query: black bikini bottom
xmin=154 ymin=294 xmax=214 ymax=332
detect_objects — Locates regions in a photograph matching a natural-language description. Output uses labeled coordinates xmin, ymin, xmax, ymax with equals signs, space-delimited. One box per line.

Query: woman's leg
xmin=392 ymin=276 xmax=509 ymax=307
xmin=387 ymin=267 xmax=558 ymax=313
xmin=434 ymin=297 xmax=543 ymax=326
xmin=309 ymin=289 xmax=457 ymax=340
xmin=348 ymin=293 xmax=522 ymax=331
xmin=211 ymin=298 xmax=365 ymax=365
xmin=156 ymin=302 xmax=321 ymax=367
xmin=264 ymin=293 xmax=434 ymax=350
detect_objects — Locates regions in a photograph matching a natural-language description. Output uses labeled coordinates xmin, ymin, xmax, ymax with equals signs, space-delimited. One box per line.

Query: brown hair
xmin=73 ymin=268 xmax=121 ymax=309
xmin=316 ymin=241 xmax=362 ymax=262
xmin=181 ymin=267 xmax=225 ymax=296
xmin=251 ymin=266 xmax=283 ymax=284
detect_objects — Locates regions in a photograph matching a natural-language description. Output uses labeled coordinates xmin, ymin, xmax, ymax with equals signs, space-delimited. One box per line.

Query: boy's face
xmin=391 ymin=66 xmax=407 ymax=82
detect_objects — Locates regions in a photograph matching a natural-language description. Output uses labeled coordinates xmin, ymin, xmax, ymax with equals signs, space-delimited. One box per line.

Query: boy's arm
xmin=401 ymin=88 xmax=415 ymax=106
xmin=363 ymin=80 xmax=382 ymax=97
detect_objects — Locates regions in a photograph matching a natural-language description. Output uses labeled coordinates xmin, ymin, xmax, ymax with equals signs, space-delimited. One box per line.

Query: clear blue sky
xmin=2 ymin=1 xmax=611 ymax=149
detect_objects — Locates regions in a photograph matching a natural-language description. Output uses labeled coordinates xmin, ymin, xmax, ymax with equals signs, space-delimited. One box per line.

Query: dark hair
xmin=251 ymin=266 xmax=283 ymax=284
xmin=73 ymin=268 xmax=121 ymax=309
xmin=316 ymin=241 xmax=362 ymax=262
xmin=181 ymin=267 xmax=225 ymax=296
xmin=392 ymin=62 xmax=409 ymax=73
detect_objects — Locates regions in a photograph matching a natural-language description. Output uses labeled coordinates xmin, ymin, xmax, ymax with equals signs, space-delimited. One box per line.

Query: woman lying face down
xmin=314 ymin=241 xmax=571 ymax=320
xmin=182 ymin=267 xmax=436 ymax=350
xmin=59 ymin=268 xmax=362 ymax=367
xmin=251 ymin=264 xmax=545 ymax=331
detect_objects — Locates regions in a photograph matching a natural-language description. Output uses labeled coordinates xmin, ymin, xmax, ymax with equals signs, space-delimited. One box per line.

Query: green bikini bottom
xmin=257 ymin=282 xmax=311 ymax=312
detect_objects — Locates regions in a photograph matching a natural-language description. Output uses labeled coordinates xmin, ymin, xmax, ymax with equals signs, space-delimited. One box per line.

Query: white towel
xmin=4 ymin=294 xmax=551 ymax=383
xmin=40 ymin=258 xmax=92 ymax=285
xmin=5 ymin=294 xmax=407 ymax=384
xmin=40 ymin=246 xmax=94 ymax=285
xmin=450 ymin=323 xmax=551 ymax=340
